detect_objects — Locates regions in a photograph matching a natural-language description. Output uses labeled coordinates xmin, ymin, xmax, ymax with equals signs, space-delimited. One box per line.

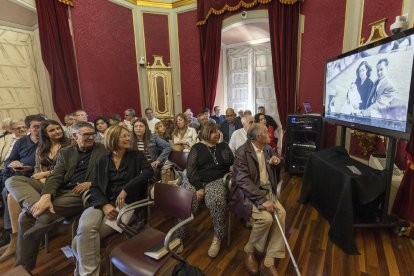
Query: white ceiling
xmin=0 ymin=0 xmax=37 ymax=29
xmin=222 ymin=20 xmax=270 ymax=46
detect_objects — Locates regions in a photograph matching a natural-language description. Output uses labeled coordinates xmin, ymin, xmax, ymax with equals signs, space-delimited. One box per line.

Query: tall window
xmin=226 ymin=43 xmax=279 ymax=122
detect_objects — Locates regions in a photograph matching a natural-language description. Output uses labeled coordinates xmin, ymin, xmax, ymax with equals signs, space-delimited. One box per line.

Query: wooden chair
xmin=109 ymin=182 xmax=194 ymax=276
xmin=168 ymin=150 xmax=189 ymax=172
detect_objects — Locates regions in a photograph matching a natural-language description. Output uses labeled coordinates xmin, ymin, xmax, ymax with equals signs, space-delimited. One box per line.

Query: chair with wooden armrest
xmin=109 ymin=182 xmax=194 ymax=276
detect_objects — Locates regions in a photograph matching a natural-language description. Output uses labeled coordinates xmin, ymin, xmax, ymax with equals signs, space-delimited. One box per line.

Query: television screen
xmin=324 ymin=29 xmax=414 ymax=139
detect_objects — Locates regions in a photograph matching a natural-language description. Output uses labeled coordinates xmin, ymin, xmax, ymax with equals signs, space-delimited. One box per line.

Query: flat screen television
xmin=324 ymin=28 xmax=414 ymax=139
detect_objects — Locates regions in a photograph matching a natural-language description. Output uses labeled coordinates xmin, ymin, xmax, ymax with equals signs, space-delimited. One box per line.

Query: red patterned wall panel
xmin=361 ymin=0 xmax=402 ymax=44
xmin=298 ymin=0 xmax=346 ymax=114
xmin=178 ymin=10 xmax=203 ymax=113
xmin=70 ymin=0 xmax=141 ymax=119
xmin=143 ymin=13 xmax=170 ymax=65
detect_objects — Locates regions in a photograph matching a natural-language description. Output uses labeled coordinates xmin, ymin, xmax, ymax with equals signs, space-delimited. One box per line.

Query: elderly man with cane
xmin=229 ymin=123 xmax=300 ymax=276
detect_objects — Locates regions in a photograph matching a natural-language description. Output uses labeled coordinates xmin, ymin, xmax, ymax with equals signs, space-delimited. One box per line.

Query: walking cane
xmin=258 ymin=202 xmax=301 ymax=276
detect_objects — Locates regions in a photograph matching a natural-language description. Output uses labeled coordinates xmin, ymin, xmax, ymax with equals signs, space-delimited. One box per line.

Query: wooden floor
xmin=0 ymin=175 xmax=413 ymax=276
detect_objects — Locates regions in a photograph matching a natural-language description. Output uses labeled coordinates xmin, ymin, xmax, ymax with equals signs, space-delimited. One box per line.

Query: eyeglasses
xmin=30 ymin=125 xmax=40 ymax=130
xmin=77 ymin=132 xmax=96 ymax=138
xmin=74 ymin=113 xmax=88 ymax=117
xmin=13 ymin=126 xmax=26 ymax=131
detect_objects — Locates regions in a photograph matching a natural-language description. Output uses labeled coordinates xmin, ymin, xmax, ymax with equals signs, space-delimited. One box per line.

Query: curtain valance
xmin=197 ymin=0 xmax=300 ymax=26
xmin=58 ymin=0 xmax=73 ymax=7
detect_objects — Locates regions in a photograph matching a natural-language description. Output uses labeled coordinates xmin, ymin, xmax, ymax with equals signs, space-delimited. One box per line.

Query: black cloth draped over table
xmin=299 ymin=147 xmax=386 ymax=254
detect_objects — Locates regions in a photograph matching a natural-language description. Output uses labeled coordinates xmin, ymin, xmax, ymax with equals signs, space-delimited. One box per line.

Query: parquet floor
xmin=0 ymin=175 xmax=413 ymax=276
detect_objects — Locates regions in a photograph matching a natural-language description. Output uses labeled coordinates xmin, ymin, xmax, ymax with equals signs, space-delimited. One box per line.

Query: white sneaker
xmin=208 ymin=236 xmax=221 ymax=258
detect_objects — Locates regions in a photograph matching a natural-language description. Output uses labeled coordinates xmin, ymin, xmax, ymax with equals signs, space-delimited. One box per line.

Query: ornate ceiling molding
xmin=126 ymin=0 xmax=196 ymax=9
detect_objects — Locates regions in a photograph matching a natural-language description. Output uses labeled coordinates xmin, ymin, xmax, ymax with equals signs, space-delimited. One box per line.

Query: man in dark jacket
xmin=229 ymin=124 xmax=285 ymax=276
xmin=7 ymin=122 xmax=106 ymax=271
xmin=220 ymin=108 xmax=242 ymax=143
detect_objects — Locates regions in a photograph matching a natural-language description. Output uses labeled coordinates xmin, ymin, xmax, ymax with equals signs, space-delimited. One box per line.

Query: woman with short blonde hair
xmin=72 ymin=124 xmax=153 ymax=275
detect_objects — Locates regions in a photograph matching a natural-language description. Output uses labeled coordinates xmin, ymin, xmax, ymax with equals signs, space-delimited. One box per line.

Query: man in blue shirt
xmin=0 ymin=114 xmax=45 ymax=247
xmin=220 ymin=108 xmax=242 ymax=143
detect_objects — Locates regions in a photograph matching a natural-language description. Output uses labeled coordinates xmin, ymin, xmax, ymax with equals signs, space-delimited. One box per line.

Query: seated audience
xmin=221 ymin=108 xmax=242 ymax=143
xmin=2 ymin=120 xmax=69 ymax=261
xmin=0 ymin=119 xmax=17 ymax=170
xmin=257 ymin=106 xmax=278 ymax=131
xmin=187 ymin=122 xmax=234 ymax=258
xmin=196 ymin=113 xmax=209 ymax=133
xmin=184 ymin=109 xmax=200 ymax=129
xmin=255 ymin=114 xmax=277 ymax=149
xmin=108 ymin=114 xmax=122 ymax=126
xmin=237 ymin=109 xmax=244 ymax=118
xmin=154 ymin=121 xmax=170 ymax=142
xmin=65 ymin=109 xmax=90 ymax=139
xmin=3 ymin=119 xmax=27 ymax=163
xmin=145 ymin=107 xmax=160 ymax=134
xmin=123 ymin=108 xmax=137 ymax=131
xmin=244 ymin=110 xmax=252 ymax=116
xmin=131 ymin=118 xmax=171 ymax=181
xmin=1 ymin=115 xmax=45 ymax=248
xmin=94 ymin=116 xmax=109 ymax=144
xmin=228 ymin=115 xmax=254 ymax=153
xmin=229 ymin=124 xmax=285 ymax=276
xmin=171 ymin=113 xmax=198 ymax=152
xmin=72 ymin=125 xmax=153 ymax=275
xmin=203 ymin=108 xmax=216 ymax=124
xmin=1 ymin=118 xmax=12 ymax=136
xmin=63 ymin=113 xmax=74 ymax=133
xmin=6 ymin=121 xmax=106 ymax=271
xmin=211 ymin=106 xmax=226 ymax=125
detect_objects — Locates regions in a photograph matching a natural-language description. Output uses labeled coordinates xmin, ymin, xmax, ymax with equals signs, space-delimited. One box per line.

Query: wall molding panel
xmin=0 ymin=26 xmax=44 ymax=120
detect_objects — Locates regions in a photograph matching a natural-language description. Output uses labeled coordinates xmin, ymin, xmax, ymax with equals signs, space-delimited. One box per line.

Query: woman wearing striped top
xmin=130 ymin=118 xmax=171 ymax=180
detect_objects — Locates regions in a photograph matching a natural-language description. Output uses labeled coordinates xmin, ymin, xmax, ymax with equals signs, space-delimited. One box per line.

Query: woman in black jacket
xmin=72 ymin=125 xmax=153 ymax=276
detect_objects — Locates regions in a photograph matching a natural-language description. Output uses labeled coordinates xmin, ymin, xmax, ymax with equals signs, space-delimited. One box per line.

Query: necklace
xmin=206 ymin=144 xmax=219 ymax=165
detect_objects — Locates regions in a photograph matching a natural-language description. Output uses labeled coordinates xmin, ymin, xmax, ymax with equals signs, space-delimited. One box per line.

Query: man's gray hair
xmin=71 ymin=122 xmax=94 ymax=133
xmin=247 ymin=124 xmax=266 ymax=140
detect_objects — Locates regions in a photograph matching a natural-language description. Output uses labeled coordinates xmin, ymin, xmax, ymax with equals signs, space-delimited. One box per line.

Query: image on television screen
xmin=324 ymin=33 xmax=414 ymax=135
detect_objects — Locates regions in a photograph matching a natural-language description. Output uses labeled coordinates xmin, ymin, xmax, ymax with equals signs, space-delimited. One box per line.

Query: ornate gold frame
xmin=360 ymin=18 xmax=388 ymax=45
xmin=146 ymin=56 xmax=174 ymax=119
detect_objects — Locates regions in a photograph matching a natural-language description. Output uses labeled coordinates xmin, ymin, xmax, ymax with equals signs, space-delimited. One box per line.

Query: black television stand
xmin=339 ymin=125 xmax=407 ymax=229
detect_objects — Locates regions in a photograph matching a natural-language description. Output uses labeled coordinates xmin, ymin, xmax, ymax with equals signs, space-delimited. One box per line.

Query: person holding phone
xmin=0 ymin=114 xmax=45 ymax=249
xmin=2 ymin=120 xmax=69 ymax=261
xmin=72 ymin=124 xmax=153 ymax=275
xmin=7 ymin=122 xmax=106 ymax=272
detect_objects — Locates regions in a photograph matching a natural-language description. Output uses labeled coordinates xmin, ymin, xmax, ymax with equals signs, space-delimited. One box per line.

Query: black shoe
xmin=0 ymin=229 xmax=11 ymax=247
xmin=23 ymin=211 xmax=64 ymax=240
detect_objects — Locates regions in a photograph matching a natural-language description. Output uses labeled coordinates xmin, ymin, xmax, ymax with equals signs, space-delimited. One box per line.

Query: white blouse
xmin=172 ymin=127 xmax=198 ymax=151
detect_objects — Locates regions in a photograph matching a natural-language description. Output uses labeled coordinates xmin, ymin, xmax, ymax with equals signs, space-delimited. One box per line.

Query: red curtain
xmin=35 ymin=0 xmax=82 ymax=122
xmin=392 ymin=130 xmax=414 ymax=223
xmin=268 ymin=1 xmax=300 ymax=130
xmin=199 ymin=13 xmax=223 ymax=110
